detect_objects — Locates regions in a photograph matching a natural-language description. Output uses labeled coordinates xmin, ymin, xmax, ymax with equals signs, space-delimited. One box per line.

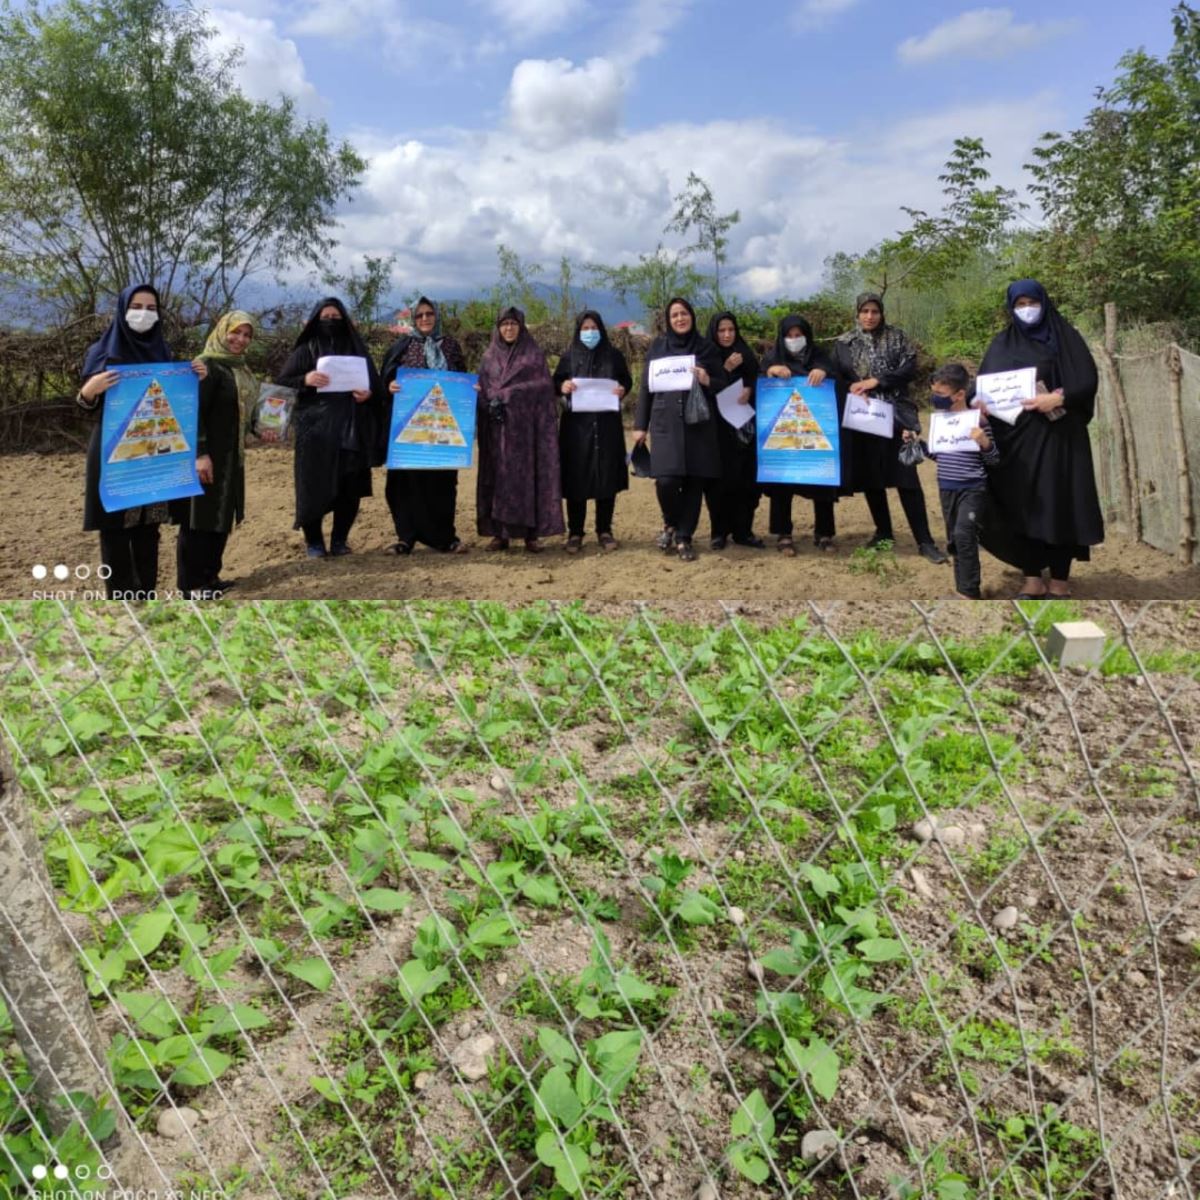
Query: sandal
xmin=387 ymin=541 xmax=414 ymax=556
xmin=524 ymin=538 xmax=544 ymax=554
xmin=443 ymin=539 xmax=469 ymax=555
xmin=565 ymin=535 xmax=583 ymax=555
xmin=486 ymin=537 xmax=510 ymax=551
xmin=814 ymin=536 xmax=836 ymax=552
xmin=657 ymin=526 xmax=676 ymax=552
xmin=598 ymin=532 xmax=619 ymax=552
xmin=710 ymin=534 xmax=728 ymax=551
xmin=777 ymin=537 xmax=797 ymax=558
xmin=676 ymin=540 xmax=697 ymax=563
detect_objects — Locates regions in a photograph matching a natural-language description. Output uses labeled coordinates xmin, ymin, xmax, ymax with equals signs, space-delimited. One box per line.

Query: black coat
xmin=170 ymin=360 xmax=245 ymax=533
xmin=977 ymin=297 xmax=1104 ymax=556
xmin=553 ymin=312 xmax=632 ymax=500
xmin=706 ymin=312 xmax=759 ymax=488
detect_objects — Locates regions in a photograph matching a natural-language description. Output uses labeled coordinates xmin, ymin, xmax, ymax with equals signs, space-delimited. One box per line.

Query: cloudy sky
xmin=211 ymin=0 xmax=1177 ymax=303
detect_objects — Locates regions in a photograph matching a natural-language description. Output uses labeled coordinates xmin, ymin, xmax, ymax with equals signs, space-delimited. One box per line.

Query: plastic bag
xmin=252 ymin=383 xmax=296 ymax=441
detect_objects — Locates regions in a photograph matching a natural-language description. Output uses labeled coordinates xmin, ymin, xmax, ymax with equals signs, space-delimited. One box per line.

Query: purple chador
xmin=476 ymin=307 xmax=565 ymax=540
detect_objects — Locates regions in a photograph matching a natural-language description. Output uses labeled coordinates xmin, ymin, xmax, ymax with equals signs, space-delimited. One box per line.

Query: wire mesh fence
xmin=0 ymin=600 xmax=1197 ymax=1200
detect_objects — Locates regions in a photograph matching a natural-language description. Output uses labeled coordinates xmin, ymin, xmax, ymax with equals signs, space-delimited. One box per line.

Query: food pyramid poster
xmin=755 ymin=378 xmax=841 ymax=487
xmin=387 ymin=368 xmax=478 ymax=470
xmin=99 ymin=362 xmax=202 ymax=513
xmin=107 ymin=379 xmax=192 ymax=462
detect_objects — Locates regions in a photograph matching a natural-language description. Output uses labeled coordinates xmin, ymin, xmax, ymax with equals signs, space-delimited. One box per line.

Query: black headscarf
xmin=566 ymin=309 xmax=617 ymax=380
xmin=979 ymin=279 xmax=1098 ymax=420
xmin=295 ymin=296 xmax=370 ymax=358
xmin=82 ymin=283 xmax=172 ymax=378
xmin=647 ymin=298 xmax=725 ymax=385
xmin=706 ymin=311 xmax=759 ymax=388
xmin=761 ymin=314 xmax=818 ymax=374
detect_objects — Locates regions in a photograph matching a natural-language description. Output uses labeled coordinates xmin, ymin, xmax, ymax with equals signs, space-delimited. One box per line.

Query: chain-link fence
xmin=1 ymin=601 xmax=1197 ymax=1200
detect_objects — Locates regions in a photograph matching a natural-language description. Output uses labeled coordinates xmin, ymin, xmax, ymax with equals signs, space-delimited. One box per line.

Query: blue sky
xmin=209 ymin=0 xmax=1180 ymax=302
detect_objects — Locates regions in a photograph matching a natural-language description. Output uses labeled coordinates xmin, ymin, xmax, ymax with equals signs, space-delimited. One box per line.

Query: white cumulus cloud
xmin=792 ymin=0 xmax=861 ymax=31
xmin=898 ymin=8 xmax=1078 ymax=64
xmin=506 ymin=57 xmax=625 ymax=148
xmin=210 ymin=9 xmax=321 ymax=109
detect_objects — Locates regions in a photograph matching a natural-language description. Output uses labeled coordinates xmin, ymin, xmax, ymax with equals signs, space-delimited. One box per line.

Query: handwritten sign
xmin=928 ymin=409 xmax=982 ymax=455
xmin=570 ymin=377 xmax=621 ymax=413
xmin=842 ymin=393 xmax=894 ymax=439
xmin=648 ymin=354 xmax=696 ymax=393
xmin=974 ymin=367 xmax=1036 ymax=426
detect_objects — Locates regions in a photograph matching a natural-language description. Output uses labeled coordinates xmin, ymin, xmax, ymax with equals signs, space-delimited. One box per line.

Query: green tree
xmin=664 ymin=172 xmax=740 ymax=305
xmin=323 ymin=254 xmax=396 ymax=327
xmin=588 ymin=245 xmax=710 ymax=327
xmin=490 ymin=243 xmax=550 ymax=322
xmin=1025 ymin=2 xmax=1200 ymax=324
xmin=0 ymin=0 xmax=364 ymax=322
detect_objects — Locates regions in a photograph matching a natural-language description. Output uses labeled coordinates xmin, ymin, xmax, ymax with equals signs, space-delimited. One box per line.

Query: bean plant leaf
xmin=536 ymin=1066 xmax=583 ymax=1129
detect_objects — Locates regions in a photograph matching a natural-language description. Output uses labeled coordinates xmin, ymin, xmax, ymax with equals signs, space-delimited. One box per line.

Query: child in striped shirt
xmin=915 ymin=364 xmax=1000 ymax=600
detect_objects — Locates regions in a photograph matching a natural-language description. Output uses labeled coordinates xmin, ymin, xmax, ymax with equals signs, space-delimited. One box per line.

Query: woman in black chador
xmin=977 ymin=280 xmax=1104 ymax=598
xmin=276 ymin=297 xmax=383 ymax=558
xmin=553 ymin=309 xmax=632 ymax=552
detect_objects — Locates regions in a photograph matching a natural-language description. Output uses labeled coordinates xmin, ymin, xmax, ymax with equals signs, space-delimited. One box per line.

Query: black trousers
xmin=864 ymin=488 xmax=934 ymax=547
xmin=176 ymin=527 xmax=230 ymax=595
xmin=99 ymin=526 xmax=160 ymax=599
xmin=303 ymin=495 xmax=361 ymax=548
xmin=566 ymin=496 xmax=616 ymax=537
xmin=768 ymin=494 xmax=835 ymax=540
xmin=386 ymin=469 xmax=459 ymax=550
xmin=940 ymin=488 xmax=986 ymax=598
xmin=655 ymin=476 xmax=705 ymax=541
xmin=704 ymin=480 xmax=759 ymax=539
xmin=1019 ymin=543 xmax=1076 ymax=582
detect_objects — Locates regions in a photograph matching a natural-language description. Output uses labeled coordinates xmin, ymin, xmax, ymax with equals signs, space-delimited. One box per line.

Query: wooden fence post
xmin=1168 ymin=345 xmax=1196 ymax=565
xmin=1098 ymin=302 xmax=1142 ymax=541
xmin=0 ymin=741 xmax=162 ymax=1196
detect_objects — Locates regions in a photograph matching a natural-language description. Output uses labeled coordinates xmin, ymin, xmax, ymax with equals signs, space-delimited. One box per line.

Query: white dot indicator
xmin=97 ymin=564 xmax=113 ymax=581
xmin=75 ymin=1164 xmax=92 ymax=1180
xmin=75 ymin=564 xmax=91 ymax=580
xmin=53 ymin=1164 xmax=69 ymax=1180
xmin=31 ymin=1164 xmax=47 ymax=1180
xmin=53 ymin=564 xmax=70 ymax=581
xmin=32 ymin=564 xmax=47 ymax=580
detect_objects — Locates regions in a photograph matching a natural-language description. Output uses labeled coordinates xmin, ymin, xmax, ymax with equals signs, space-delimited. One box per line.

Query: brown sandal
xmin=777 ymin=537 xmax=797 ymax=558
xmin=565 ymin=535 xmax=583 ymax=554
xmin=598 ymin=533 xmax=619 ymax=552
xmin=524 ymin=538 xmax=544 ymax=554
xmin=486 ymin=536 xmax=509 ymax=551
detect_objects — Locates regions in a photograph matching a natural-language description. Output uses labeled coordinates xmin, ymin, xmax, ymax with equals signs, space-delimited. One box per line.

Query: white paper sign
xmin=315 ymin=355 xmax=370 ymax=394
xmin=928 ymin=409 xmax=982 ymax=455
xmin=842 ymin=393 xmax=894 ymax=439
xmin=570 ymin=378 xmax=621 ymax=413
xmin=974 ymin=367 xmax=1036 ymax=426
xmin=716 ymin=380 xmax=755 ymax=429
xmin=648 ymin=355 xmax=696 ymax=393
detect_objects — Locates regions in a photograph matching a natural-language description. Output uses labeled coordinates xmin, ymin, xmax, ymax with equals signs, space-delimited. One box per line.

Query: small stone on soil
xmin=801 ymin=1129 xmax=840 ymax=1163
xmin=489 ymin=774 xmax=505 ymax=792
xmin=746 ymin=958 xmax=765 ymax=985
xmin=910 ymin=867 xmax=935 ymax=900
xmin=993 ymin=906 xmax=1020 ymax=931
xmin=912 ymin=818 xmax=936 ymax=843
xmin=451 ymin=1034 xmax=496 ymax=1082
xmin=1173 ymin=929 xmax=1198 ymax=947
xmin=1126 ymin=969 xmax=1149 ymax=987
xmin=696 ymin=1183 xmax=719 ymax=1200
xmin=937 ymin=825 xmax=966 ymax=849
xmin=156 ymin=1107 xmax=200 ymax=1139
xmin=413 ymin=1072 xmax=431 ymax=1091
xmin=727 ymin=906 xmax=746 ymax=927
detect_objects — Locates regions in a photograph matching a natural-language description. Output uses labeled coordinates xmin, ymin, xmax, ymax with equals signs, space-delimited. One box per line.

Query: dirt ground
xmin=3 ymin=444 xmax=1199 ymax=601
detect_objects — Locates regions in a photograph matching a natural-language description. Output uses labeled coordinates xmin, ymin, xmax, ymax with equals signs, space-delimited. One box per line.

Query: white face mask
xmin=125 ymin=308 xmax=159 ymax=333
xmin=784 ymin=336 xmax=807 ymax=354
xmin=1014 ymin=305 xmax=1043 ymax=326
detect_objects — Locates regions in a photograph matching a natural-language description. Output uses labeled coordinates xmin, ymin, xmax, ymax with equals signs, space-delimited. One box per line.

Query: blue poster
xmin=99 ymin=362 xmax=202 ymax=513
xmin=755 ymin=378 xmax=842 ymax=487
xmin=386 ymin=369 xmax=478 ymax=470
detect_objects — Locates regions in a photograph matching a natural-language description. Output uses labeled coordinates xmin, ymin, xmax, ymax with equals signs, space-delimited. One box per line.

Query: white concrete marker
xmin=1046 ymin=621 xmax=1107 ymax=669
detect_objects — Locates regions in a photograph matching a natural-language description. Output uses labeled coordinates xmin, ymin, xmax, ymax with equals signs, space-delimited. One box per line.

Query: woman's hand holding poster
xmin=755 ymin=378 xmax=841 ymax=486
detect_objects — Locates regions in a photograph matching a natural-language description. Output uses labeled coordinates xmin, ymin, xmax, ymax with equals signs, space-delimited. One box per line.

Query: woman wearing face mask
xmin=760 ymin=315 xmax=848 ymax=555
xmin=172 ymin=311 xmax=258 ymax=597
xmin=76 ymin=284 xmax=209 ymax=599
xmin=632 ymin=298 xmax=727 ymax=562
xmin=553 ymin=310 xmax=632 ymax=553
xmin=976 ymin=281 xmax=1104 ymax=598
xmin=276 ymin=297 xmax=382 ymax=558
xmin=476 ymin=307 xmax=564 ymax=552
xmin=703 ymin=311 xmax=763 ymax=550
xmin=379 ymin=297 xmax=470 ymax=556
xmin=833 ymin=294 xmax=947 ymax=564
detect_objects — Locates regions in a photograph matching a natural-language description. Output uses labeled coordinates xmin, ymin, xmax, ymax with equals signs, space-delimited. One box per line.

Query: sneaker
xmin=918 ymin=542 xmax=949 ymax=565
xmin=306 ymin=543 xmax=327 ymax=559
xmin=329 ymin=541 xmax=352 ymax=557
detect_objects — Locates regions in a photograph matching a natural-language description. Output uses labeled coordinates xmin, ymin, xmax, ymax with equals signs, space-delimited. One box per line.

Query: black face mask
xmin=319 ymin=318 xmax=344 ymax=339
xmin=930 ymin=393 xmax=955 ymax=411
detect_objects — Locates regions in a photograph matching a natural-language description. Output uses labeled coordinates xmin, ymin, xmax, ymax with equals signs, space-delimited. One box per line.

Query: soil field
xmin=3 ymin=444 xmax=1199 ymax=600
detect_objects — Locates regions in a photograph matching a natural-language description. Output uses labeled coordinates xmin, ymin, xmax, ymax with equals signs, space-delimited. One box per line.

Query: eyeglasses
xmin=415 ymin=311 xmax=435 ymax=321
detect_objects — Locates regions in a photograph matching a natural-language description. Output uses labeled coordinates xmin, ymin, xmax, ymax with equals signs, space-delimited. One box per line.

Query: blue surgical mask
xmin=580 ymin=329 xmax=601 ymax=349
xmin=931 ymin=393 xmax=954 ymax=411
xmin=1014 ymin=305 xmax=1043 ymax=326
